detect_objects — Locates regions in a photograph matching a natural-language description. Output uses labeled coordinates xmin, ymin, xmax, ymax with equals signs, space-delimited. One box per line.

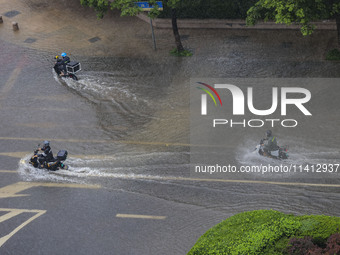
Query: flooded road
xmin=1 ymin=0 xmax=340 ymax=252
xmin=5 ymin=30 xmax=338 ymax=217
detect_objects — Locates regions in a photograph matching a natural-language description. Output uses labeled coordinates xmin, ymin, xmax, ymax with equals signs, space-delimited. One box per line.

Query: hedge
xmin=188 ymin=210 xmax=340 ymax=255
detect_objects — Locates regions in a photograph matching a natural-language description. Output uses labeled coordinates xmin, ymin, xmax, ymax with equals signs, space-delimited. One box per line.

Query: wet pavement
xmin=1 ymin=0 xmax=340 ymax=254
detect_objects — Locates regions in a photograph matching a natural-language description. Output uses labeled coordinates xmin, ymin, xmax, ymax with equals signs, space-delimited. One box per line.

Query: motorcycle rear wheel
xmin=69 ymin=74 xmax=78 ymax=81
xmin=61 ymin=164 xmax=69 ymax=170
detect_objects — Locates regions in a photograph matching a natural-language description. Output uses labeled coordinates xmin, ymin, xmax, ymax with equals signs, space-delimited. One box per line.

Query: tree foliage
xmin=246 ymin=0 xmax=340 ymax=36
xmin=81 ymin=0 xmax=186 ymax=52
xmin=81 ymin=0 xmax=179 ymax=19
xmin=159 ymin=0 xmax=257 ymax=19
xmin=80 ymin=0 xmax=110 ymax=19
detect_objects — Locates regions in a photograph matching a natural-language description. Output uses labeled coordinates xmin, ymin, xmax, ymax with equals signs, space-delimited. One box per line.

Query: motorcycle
xmin=53 ymin=56 xmax=81 ymax=81
xmin=29 ymin=148 xmax=69 ymax=171
xmin=254 ymin=141 xmax=289 ymax=160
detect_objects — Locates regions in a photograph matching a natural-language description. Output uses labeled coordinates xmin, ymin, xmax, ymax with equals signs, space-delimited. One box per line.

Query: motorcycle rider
xmin=59 ymin=52 xmax=70 ymax=76
xmin=53 ymin=55 xmax=63 ymax=75
xmin=38 ymin=140 xmax=54 ymax=164
xmin=261 ymin=130 xmax=278 ymax=156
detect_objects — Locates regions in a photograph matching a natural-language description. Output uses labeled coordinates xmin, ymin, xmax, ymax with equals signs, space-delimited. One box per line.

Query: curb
xmin=136 ymin=13 xmax=337 ymax=30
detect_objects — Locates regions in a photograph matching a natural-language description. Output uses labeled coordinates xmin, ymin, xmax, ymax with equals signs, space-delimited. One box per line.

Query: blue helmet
xmin=61 ymin=52 xmax=67 ymax=57
xmin=43 ymin=140 xmax=50 ymax=148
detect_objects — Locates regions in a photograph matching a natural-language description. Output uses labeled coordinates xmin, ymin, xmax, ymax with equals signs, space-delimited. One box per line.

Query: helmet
xmin=42 ymin=140 xmax=50 ymax=148
xmin=55 ymin=56 xmax=59 ymax=59
xmin=266 ymin=130 xmax=272 ymax=137
xmin=61 ymin=52 xmax=67 ymax=57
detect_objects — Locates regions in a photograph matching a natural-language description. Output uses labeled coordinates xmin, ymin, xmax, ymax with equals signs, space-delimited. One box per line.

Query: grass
xmin=188 ymin=210 xmax=340 ymax=255
xmin=170 ymin=48 xmax=193 ymax=57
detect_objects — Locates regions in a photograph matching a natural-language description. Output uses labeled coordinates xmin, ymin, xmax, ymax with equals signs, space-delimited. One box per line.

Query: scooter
xmin=53 ymin=56 xmax=81 ymax=81
xmin=254 ymin=142 xmax=289 ymax=160
xmin=29 ymin=148 xmax=69 ymax=171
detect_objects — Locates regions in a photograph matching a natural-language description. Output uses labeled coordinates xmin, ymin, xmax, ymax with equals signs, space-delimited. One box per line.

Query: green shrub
xmin=297 ymin=215 xmax=340 ymax=242
xmin=326 ymin=48 xmax=340 ymax=61
xmin=170 ymin=48 xmax=193 ymax=57
xmin=188 ymin=210 xmax=340 ymax=255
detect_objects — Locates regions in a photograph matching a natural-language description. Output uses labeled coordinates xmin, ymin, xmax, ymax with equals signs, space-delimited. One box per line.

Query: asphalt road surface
xmin=1 ymin=1 xmax=340 ymax=254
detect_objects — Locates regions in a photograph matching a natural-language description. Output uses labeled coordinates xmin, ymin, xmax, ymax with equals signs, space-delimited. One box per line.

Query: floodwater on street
xmin=1 ymin=0 xmax=340 ymax=219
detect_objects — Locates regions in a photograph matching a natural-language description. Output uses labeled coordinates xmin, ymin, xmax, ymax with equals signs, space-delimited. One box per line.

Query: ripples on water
xmin=36 ymin=49 xmax=340 ymax=184
xmin=8 ymin=19 xmax=339 ymax=217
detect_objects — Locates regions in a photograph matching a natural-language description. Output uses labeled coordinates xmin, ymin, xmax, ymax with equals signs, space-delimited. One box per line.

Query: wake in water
xmin=54 ymin=70 xmax=153 ymax=117
xmin=238 ymin=137 xmax=339 ymax=165
xmin=53 ymin=69 xmax=162 ymax=139
xmin=18 ymin=151 xmax=189 ymax=183
xmin=18 ymin=154 xmax=74 ymax=182
xmin=236 ymin=137 xmax=340 ymax=180
xmin=237 ymin=136 xmax=340 ymax=182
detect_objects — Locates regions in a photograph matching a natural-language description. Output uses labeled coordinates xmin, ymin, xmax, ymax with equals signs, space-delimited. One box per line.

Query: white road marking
xmin=116 ymin=214 xmax=166 ymax=220
xmin=0 ymin=208 xmax=46 ymax=247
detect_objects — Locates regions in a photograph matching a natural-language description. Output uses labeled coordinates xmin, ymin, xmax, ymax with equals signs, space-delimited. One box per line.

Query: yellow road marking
xmin=168 ymin=177 xmax=340 ymax=188
xmin=116 ymin=214 xmax=166 ymax=220
xmin=74 ymin=154 xmax=115 ymax=159
xmin=0 ymin=151 xmax=30 ymax=158
xmin=2 ymin=151 xmax=115 ymax=160
xmin=0 ymin=208 xmax=46 ymax=247
xmin=0 ymin=67 xmax=21 ymax=100
xmin=31 ymin=94 xmax=73 ymax=102
xmin=16 ymin=122 xmax=128 ymax=131
xmin=0 ymin=182 xmax=31 ymax=198
xmin=150 ymin=176 xmax=340 ymax=188
xmin=71 ymin=173 xmax=340 ymax=188
xmin=0 ymin=210 xmax=22 ymax=223
xmin=0 ymin=182 xmax=101 ymax=199
xmin=0 ymin=136 xmax=192 ymax=147
xmin=0 ymin=170 xmax=16 ymax=173
xmin=17 ymin=122 xmax=58 ymax=129
xmin=2 ymin=106 xmax=70 ymax=112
